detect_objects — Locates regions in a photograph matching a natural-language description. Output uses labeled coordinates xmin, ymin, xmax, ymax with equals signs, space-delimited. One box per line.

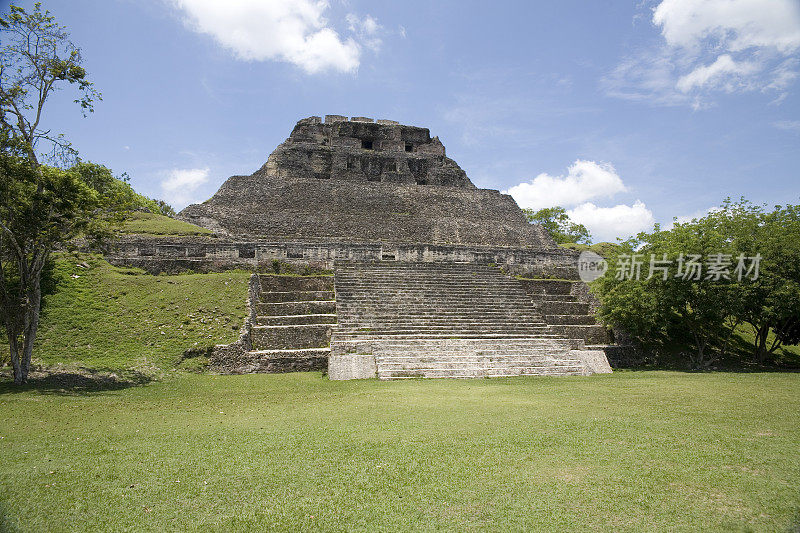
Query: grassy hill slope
xmin=28 ymin=254 xmax=248 ymax=371
xmin=118 ymin=211 xmax=213 ymax=236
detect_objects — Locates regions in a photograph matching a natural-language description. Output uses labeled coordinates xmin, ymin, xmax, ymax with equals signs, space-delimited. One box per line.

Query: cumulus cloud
xmin=503 ymin=160 xmax=626 ymax=211
xmin=568 ymin=201 xmax=656 ymax=242
xmin=653 ymin=0 xmax=800 ymax=53
xmin=604 ymin=0 xmax=800 ymax=106
xmin=161 ymin=167 xmax=210 ymax=210
xmin=504 ymin=159 xmax=655 ymax=241
xmin=172 ymin=0 xmax=369 ymax=74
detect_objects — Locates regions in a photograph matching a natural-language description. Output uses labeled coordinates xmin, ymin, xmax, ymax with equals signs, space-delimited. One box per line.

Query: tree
xmin=593 ymin=215 xmax=737 ymax=369
xmin=524 ymin=206 xmax=592 ymax=244
xmin=0 ymin=3 xmax=100 ymax=383
xmin=718 ymin=200 xmax=800 ymax=364
xmin=592 ymin=198 xmax=800 ymax=369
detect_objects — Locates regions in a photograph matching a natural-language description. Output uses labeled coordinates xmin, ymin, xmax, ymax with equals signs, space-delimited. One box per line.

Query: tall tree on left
xmin=0 ymin=3 xmax=101 ymax=384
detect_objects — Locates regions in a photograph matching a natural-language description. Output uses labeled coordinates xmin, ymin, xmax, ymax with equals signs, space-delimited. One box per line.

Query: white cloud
xmin=172 ymin=0 xmax=367 ymax=74
xmin=676 ymin=54 xmax=758 ymax=92
xmin=346 ymin=13 xmax=382 ymax=52
xmin=161 ymin=167 xmax=210 ymax=209
xmin=503 ymin=160 xmax=627 ymax=211
xmin=605 ymin=0 xmax=800 ymax=106
xmin=774 ymin=119 xmax=800 ymax=132
xmin=504 ymin=159 xmax=655 ymax=241
xmin=568 ymin=201 xmax=656 ymax=242
xmin=653 ymin=0 xmax=800 ymax=53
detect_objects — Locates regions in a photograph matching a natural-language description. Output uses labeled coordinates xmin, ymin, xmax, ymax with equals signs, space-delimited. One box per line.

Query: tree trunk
xmin=19 ymin=276 xmax=42 ymax=383
xmin=9 ymin=334 xmax=23 ymax=384
xmin=756 ymin=324 xmax=768 ymax=365
xmin=1 ymin=250 xmax=47 ymax=385
xmin=691 ymin=332 xmax=712 ymax=370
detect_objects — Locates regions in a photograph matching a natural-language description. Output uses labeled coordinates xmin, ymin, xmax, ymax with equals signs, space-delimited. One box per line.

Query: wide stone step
xmin=257 ymin=314 xmax=337 ymax=326
xmin=379 ymin=358 xmax=578 ymax=369
xmin=334 ymin=282 xmax=521 ymax=288
xmin=259 ymin=290 xmax=335 ymax=303
xmin=516 ymin=279 xmax=575 ymax=295
xmin=548 ymin=324 xmax=609 ymax=344
xmin=337 ymin=320 xmax=549 ymax=326
xmin=336 ymin=304 xmax=541 ymax=311
xmin=334 ymin=290 xmax=533 ymax=297
xmin=251 ymin=324 xmax=332 ymax=350
xmin=235 ymin=348 xmax=329 ymax=373
xmin=335 ymin=326 xmax=552 ymax=334
xmin=377 ymin=365 xmax=586 ymax=379
xmin=336 ymin=299 xmax=539 ymax=305
xmin=535 ymin=301 xmax=590 ymax=315
xmin=532 ymin=295 xmax=579 ymax=303
xmin=544 ymin=314 xmax=596 ymax=325
xmin=332 ymin=333 xmax=563 ymax=340
xmin=258 ymin=300 xmax=336 ymax=316
xmin=260 ymin=275 xmax=333 ymax=292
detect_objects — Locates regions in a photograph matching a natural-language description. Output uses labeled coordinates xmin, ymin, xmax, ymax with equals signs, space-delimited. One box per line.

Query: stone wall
xmin=104 ymin=235 xmax=580 ymax=277
xmin=257 ymin=115 xmax=470 ymax=187
xmin=180 ymin=175 xmax=555 ymax=248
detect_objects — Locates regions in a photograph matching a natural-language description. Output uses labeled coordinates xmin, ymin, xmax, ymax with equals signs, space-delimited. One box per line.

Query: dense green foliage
xmin=560 ymin=241 xmax=620 ymax=257
xmin=593 ymin=199 xmax=800 ymax=368
xmin=524 ymin=206 xmax=592 ymax=244
xmin=1 ymin=372 xmax=798 ymax=531
xmin=31 ymin=254 xmax=248 ymax=371
xmin=72 ymin=162 xmax=174 ymax=220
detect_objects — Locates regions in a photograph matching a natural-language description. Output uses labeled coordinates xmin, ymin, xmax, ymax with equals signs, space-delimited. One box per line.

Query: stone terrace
xmin=329 ymin=261 xmax=597 ymax=379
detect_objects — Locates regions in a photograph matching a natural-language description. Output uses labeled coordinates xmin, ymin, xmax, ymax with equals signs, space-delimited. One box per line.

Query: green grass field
xmin=1 ymin=371 xmax=798 ymax=532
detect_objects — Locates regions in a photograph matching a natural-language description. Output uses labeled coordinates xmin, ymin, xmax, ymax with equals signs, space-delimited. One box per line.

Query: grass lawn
xmin=1 ymin=371 xmax=798 ymax=532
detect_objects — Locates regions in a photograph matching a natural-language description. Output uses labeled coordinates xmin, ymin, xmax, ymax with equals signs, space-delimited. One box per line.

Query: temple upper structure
xmin=179 ymin=115 xmax=556 ymax=249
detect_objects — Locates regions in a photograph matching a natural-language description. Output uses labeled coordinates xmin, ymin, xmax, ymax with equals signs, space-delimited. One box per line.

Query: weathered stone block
xmin=251 ymin=324 xmax=332 ymax=350
xmin=328 ymin=354 xmax=377 ymax=380
xmin=569 ymin=349 xmax=612 ymax=374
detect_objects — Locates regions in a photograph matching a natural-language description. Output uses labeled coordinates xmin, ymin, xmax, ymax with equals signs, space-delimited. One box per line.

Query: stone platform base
xmin=328 ymin=354 xmax=378 ymax=380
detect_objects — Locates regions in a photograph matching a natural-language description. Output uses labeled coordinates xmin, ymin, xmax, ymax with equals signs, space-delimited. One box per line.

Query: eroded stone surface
xmin=179 ymin=116 xmax=555 ymax=248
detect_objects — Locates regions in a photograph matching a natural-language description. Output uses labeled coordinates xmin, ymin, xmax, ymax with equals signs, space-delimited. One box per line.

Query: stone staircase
xmin=330 ymin=261 xmax=590 ymax=379
xmin=212 ymin=274 xmax=336 ymax=373
xmin=515 ymin=279 xmax=609 ymax=345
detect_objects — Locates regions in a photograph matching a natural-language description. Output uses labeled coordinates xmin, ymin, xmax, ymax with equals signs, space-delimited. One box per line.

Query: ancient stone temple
xmin=179 ymin=115 xmax=554 ymax=248
xmin=109 ymin=115 xmax=613 ymax=379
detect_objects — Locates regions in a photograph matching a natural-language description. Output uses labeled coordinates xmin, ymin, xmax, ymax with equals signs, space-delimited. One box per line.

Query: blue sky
xmin=6 ymin=0 xmax=800 ymax=241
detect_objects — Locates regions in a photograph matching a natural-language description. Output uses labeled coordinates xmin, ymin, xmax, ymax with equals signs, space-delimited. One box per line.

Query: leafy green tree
xmin=524 ymin=206 xmax=592 ymax=244
xmin=594 ymin=215 xmax=736 ymax=369
xmin=593 ymin=198 xmax=800 ymax=369
xmin=0 ymin=3 xmax=102 ymax=383
xmin=717 ymin=200 xmax=800 ymax=364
